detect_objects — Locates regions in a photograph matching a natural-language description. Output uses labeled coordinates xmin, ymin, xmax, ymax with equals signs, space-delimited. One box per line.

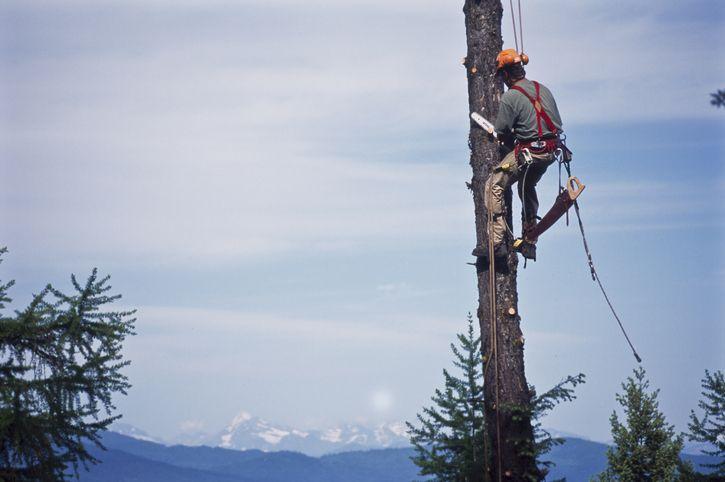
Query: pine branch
xmin=0 ymin=255 xmax=136 ymax=481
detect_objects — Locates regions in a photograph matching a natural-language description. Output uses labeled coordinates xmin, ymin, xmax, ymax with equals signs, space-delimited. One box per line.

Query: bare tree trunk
xmin=462 ymin=1 xmax=540 ymax=480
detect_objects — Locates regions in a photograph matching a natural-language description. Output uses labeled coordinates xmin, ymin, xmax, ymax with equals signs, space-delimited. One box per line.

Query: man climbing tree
xmin=471 ymin=49 xmax=564 ymax=263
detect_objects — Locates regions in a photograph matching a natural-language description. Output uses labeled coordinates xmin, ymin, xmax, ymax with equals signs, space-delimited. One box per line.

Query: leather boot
xmin=513 ymin=239 xmax=537 ymax=260
xmin=472 ymin=243 xmax=509 ymax=259
xmin=522 ymin=220 xmax=539 ymax=244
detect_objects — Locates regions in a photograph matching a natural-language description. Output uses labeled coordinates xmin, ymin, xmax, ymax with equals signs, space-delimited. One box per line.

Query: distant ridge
xmin=79 ymin=431 xmax=718 ymax=482
xmin=117 ymin=410 xmax=410 ymax=456
xmin=82 ymin=432 xmax=420 ymax=482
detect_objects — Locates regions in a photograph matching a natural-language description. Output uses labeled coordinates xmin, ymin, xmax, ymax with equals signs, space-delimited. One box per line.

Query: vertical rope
xmin=518 ymin=0 xmax=524 ymax=53
xmin=485 ymin=185 xmax=503 ymax=482
xmin=508 ymin=0 xmax=519 ymax=52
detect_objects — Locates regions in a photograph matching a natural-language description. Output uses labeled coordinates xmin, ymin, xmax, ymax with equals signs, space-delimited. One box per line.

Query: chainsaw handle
xmin=566 ymin=177 xmax=585 ymax=201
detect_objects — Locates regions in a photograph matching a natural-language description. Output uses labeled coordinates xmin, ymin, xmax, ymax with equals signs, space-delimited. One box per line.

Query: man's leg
xmin=473 ymin=150 xmax=520 ymax=258
xmin=518 ymin=156 xmax=554 ymax=241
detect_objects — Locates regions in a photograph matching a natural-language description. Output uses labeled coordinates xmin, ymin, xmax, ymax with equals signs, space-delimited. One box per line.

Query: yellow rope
xmin=485 ymin=183 xmax=503 ymax=482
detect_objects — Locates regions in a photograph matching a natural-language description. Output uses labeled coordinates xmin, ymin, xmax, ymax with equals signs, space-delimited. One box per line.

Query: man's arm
xmin=494 ymin=97 xmax=515 ymax=138
xmin=494 ymin=97 xmax=516 ymax=148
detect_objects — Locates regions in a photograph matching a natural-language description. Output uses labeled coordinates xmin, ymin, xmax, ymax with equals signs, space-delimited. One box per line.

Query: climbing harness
xmin=509 ymin=80 xmax=560 ymax=158
xmin=509 ymin=79 xmax=562 ymax=252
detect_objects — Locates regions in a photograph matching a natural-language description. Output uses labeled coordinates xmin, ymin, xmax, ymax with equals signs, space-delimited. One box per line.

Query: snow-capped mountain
xmin=110 ymin=422 xmax=166 ymax=444
xmin=173 ymin=428 xmax=212 ymax=447
xmin=205 ymin=411 xmax=411 ymax=456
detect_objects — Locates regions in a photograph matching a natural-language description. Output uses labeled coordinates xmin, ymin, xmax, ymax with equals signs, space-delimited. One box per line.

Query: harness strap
xmin=510 ymin=81 xmax=558 ymax=138
xmin=514 ymin=138 xmax=558 ymax=158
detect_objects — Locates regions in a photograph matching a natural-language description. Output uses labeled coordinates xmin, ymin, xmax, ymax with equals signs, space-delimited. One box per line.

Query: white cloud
xmin=3 ymin=1 xmax=721 ymax=268
xmin=136 ymin=305 xmax=452 ymax=347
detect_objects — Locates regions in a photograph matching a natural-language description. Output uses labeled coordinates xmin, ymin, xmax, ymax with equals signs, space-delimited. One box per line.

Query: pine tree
xmin=407 ymin=314 xmax=585 ymax=481
xmin=0 ymin=248 xmax=136 ymax=481
xmin=711 ymin=89 xmax=725 ymax=108
xmin=529 ymin=373 xmax=586 ymax=479
xmin=596 ymin=367 xmax=683 ymax=482
xmin=687 ymin=370 xmax=724 ymax=477
xmin=407 ymin=314 xmax=486 ymax=482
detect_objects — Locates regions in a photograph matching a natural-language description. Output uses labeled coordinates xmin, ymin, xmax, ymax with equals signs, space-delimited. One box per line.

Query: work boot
xmin=522 ymin=220 xmax=539 ymax=244
xmin=471 ymin=243 xmax=508 ymax=259
xmin=472 ymin=243 xmax=509 ymax=273
xmin=513 ymin=238 xmax=536 ymax=261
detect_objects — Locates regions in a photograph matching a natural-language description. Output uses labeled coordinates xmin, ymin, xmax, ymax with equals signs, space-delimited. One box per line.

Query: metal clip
xmin=521 ymin=148 xmax=533 ymax=165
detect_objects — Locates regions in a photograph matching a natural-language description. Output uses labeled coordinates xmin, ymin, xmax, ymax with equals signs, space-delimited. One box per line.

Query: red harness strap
xmin=510 ymin=80 xmax=559 ymax=139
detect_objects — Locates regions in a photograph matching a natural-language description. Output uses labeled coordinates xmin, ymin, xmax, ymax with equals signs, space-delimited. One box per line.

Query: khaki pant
xmin=484 ymin=149 xmax=555 ymax=247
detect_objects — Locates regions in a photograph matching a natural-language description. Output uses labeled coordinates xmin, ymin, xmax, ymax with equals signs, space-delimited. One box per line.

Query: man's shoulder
xmin=517 ymin=78 xmax=550 ymax=91
xmin=527 ymin=79 xmax=556 ymax=99
xmin=535 ymin=80 xmax=553 ymax=94
xmin=501 ymin=87 xmax=523 ymax=104
xmin=505 ymin=79 xmax=535 ymax=96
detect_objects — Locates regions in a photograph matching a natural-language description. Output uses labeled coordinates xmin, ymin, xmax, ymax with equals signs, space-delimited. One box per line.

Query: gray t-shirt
xmin=494 ymin=78 xmax=563 ymax=142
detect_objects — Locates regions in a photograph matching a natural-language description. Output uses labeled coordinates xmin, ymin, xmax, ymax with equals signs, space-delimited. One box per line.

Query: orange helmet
xmin=496 ymin=49 xmax=529 ymax=70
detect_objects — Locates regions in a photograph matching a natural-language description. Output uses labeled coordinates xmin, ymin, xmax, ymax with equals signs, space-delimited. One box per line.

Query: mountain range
xmin=114 ymin=411 xmax=411 ymax=456
xmin=112 ymin=410 xmax=714 ymax=458
xmin=79 ymin=431 xmax=718 ymax=482
xmin=81 ymin=432 xmax=421 ymax=482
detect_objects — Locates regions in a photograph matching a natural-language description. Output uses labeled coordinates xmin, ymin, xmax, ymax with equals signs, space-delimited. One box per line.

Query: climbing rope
xmin=508 ymin=0 xmax=519 ymax=53
xmin=517 ymin=0 xmax=524 ymax=54
xmin=508 ymin=0 xmax=525 ymax=54
xmin=520 ymin=149 xmax=533 ymax=237
xmin=560 ymin=158 xmax=643 ymax=363
xmin=484 ymin=181 xmax=504 ymax=482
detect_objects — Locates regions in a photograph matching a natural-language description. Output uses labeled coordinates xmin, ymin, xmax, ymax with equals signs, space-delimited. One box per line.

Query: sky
xmin=1 ymin=0 xmax=724 ymax=443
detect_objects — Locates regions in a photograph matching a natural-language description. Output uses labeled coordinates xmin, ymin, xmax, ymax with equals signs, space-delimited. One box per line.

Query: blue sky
xmin=1 ymin=0 xmax=723 ymax=442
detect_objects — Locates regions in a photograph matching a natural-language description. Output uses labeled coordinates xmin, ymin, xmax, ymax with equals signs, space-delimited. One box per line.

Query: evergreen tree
xmin=687 ymin=370 xmax=724 ymax=477
xmin=406 ymin=314 xmax=486 ymax=482
xmin=711 ymin=89 xmax=725 ymax=108
xmin=529 ymin=373 xmax=586 ymax=479
xmin=407 ymin=314 xmax=585 ymax=481
xmin=0 ymin=248 xmax=136 ymax=481
xmin=595 ymin=367 xmax=683 ymax=482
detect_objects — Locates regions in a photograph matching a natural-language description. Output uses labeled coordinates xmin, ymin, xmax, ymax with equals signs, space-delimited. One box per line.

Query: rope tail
xmin=564 ymin=161 xmax=643 ymax=363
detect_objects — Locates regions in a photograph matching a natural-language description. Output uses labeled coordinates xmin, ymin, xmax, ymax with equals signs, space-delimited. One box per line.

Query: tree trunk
xmin=462 ymin=1 xmax=540 ymax=480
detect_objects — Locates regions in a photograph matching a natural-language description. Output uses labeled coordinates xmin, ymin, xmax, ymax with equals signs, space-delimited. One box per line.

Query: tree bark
xmin=462 ymin=1 xmax=539 ymax=480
